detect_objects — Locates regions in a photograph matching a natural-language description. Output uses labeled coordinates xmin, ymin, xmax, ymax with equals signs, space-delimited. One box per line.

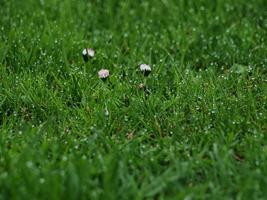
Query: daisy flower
xmin=82 ymin=48 xmax=95 ymax=62
xmin=98 ymin=69 xmax=110 ymax=80
xmin=139 ymin=64 xmax=151 ymax=76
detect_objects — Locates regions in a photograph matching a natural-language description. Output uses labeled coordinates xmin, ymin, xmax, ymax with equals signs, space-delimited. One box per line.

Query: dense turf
xmin=0 ymin=0 xmax=267 ymax=199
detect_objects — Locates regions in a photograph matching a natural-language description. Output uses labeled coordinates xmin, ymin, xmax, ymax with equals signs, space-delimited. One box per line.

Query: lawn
xmin=0 ymin=0 xmax=267 ymax=199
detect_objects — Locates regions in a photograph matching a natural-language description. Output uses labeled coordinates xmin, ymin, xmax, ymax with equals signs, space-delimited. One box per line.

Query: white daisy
xmin=139 ymin=64 xmax=151 ymax=76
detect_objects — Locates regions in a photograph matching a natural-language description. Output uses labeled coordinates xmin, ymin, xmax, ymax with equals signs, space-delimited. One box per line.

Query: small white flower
xmin=140 ymin=64 xmax=151 ymax=71
xmin=138 ymin=83 xmax=146 ymax=90
xmin=98 ymin=69 xmax=110 ymax=80
xmin=82 ymin=49 xmax=87 ymax=55
xmin=82 ymin=48 xmax=95 ymax=62
xmin=87 ymin=48 xmax=95 ymax=57
xmin=139 ymin=64 xmax=151 ymax=76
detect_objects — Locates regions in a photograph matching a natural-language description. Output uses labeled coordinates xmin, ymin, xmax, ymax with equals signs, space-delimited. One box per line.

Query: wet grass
xmin=0 ymin=0 xmax=267 ymax=199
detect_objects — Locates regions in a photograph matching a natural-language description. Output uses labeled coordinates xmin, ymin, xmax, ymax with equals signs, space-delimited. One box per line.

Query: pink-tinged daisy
xmin=98 ymin=69 xmax=110 ymax=80
xmin=139 ymin=64 xmax=151 ymax=76
xmin=82 ymin=48 xmax=95 ymax=62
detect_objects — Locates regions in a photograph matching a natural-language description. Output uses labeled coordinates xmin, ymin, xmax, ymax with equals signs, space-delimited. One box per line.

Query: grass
xmin=0 ymin=0 xmax=267 ymax=199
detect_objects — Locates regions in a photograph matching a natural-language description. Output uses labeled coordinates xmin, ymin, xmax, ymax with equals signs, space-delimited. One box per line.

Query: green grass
xmin=0 ymin=0 xmax=267 ymax=199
